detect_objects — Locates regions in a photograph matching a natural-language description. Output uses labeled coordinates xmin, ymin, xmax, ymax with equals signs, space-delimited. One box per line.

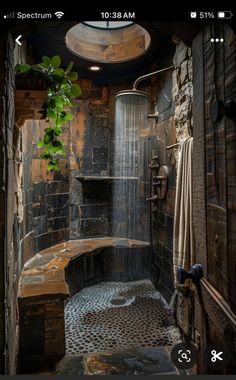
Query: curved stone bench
xmin=18 ymin=237 xmax=150 ymax=373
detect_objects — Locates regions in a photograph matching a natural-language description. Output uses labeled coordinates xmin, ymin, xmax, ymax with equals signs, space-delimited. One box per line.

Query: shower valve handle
xmin=177 ymin=264 xmax=203 ymax=285
xmin=146 ymin=195 xmax=158 ymax=201
xmin=149 ymin=164 xmax=159 ymax=169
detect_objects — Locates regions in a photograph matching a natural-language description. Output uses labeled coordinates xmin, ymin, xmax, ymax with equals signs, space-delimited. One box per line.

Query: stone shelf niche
xmin=18 ymin=237 xmax=150 ymax=373
xmin=76 ymin=175 xmax=139 ymax=182
xmin=74 ymin=176 xmax=140 ymax=238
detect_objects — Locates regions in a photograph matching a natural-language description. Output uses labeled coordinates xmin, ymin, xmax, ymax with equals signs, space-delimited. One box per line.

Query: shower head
xmin=116 ymin=89 xmax=150 ymax=100
xmin=133 ymin=66 xmax=174 ymax=90
xmin=115 ymin=65 xmax=174 ymax=99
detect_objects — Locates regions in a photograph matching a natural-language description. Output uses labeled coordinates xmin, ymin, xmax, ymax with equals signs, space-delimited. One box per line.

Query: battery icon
xmin=217 ymin=11 xmax=233 ymax=19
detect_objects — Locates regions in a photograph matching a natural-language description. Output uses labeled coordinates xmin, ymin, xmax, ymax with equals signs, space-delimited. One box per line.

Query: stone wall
xmin=171 ymin=42 xmax=194 ymax=332
xmin=14 ymin=119 xmax=70 ymax=256
xmin=149 ymin=71 xmax=176 ymax=302
xmin=28 ymin=120 xmax=70 ymax=253
xmin=0 ymin=33 xmax=26 ymax=374
xmin=150 ymin=42 xmax=193 ymax=303
xmin=0 ymin=32 xmax=6 ymax=375
xmin=172 ymin=41 xmax=193 ymax=161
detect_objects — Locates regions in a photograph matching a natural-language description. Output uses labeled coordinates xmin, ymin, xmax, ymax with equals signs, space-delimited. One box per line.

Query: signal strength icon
xmin=3 ymin=11 xmax=15 ymax=19
xmin=54 ymin=11 xmax=64 ymax=19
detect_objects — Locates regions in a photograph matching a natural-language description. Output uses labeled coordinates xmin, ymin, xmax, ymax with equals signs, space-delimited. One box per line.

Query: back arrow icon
xmin=15 ymin=35 xmax=22 ymax=46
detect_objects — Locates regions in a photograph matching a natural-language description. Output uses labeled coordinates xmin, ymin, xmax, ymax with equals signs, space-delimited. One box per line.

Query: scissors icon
xmin=211 ymin=350 xmax=223 ymax=362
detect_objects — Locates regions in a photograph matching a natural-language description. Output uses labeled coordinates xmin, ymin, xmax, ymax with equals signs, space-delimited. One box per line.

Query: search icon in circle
xmin=171 ymin=342 xmax=197 ymax=369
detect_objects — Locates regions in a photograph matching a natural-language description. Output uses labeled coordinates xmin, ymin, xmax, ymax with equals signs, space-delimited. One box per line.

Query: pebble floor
xmin=65 ymin=280 xmax=181 ymax=355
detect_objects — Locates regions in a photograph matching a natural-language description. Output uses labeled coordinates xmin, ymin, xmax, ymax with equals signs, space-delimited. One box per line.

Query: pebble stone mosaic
xmin=65 ymin=280 xmax=181 ymax=355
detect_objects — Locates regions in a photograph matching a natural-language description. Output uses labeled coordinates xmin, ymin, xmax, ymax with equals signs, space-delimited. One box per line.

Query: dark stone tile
xmin=140 ymin=181 xmax=150 ymax=198
xmin=101 ymin=246 xmax=150 ymax=282
xmin=70 ymin=178 xmax=83 ymax=204
xmin=47 ymin=217 xmax=69 ymax=231
xmin=162 ymin=245 xmax=173 ymax=263
xmin=85 ymin=347 xmax=177 ymax=375
xmin=166 ymin=215 xmax=174 ymax=250
xmin=80 ymin=217 xmax=108 ymax=237
xmin=127 ymin=251 xmax=150 ymax=281
xmin=23 ymin=156 xmax=32 ymax=190
xmin=140 ymin=139 xmax=151 ymax=182
xmin=46 ymin=181 xmax=69 ymax=194
xmin=50 ymin=228 xmax=69 ymax=247
xmin=152 ymin=241 xmax=163 ymax=258
xmin=157 ymin=283 xmax=174 ymax=304
xmin=160 ymin=271 xmax=174 ymax=295
xmin=47 ymin=193 xmax=69 ymax=209
xmin=155 ymin=76 xmax=175 ymax=120
xmin=34 ymin=229 xmax=69 ymax=253
xmin=52 ymin=170 xmax=69 ymax=183
xmin=32 ymin=201 xmax=46 ymax=217
xmin=82 ymin=252 xmax=102 ymax=288
xmin=55 ymin=355 xmax=85 ymax=375
xmin=65 ymin=252 xmax=102 ymax=296
xmin=91 ymin=125 xmax=109 ymax=146
xmin=47 ymin=194 xmax=69 ymax=218
xmin=34 ymin=234 xmax=52 ymax=253
xmin=159 ymin=211 xmax=165 ymax=225
xmin=92 ymin=163 xmax=109 ymax=174
xmin=23 ymin=203 xmax=33 ymax=236
xmin=92 ymin=147 xmax=108 ymax=163
xmin=80 ymin=204 xmax=109 ymax=219
xmin=168 ymin=164 xmax=177 ymax=188
xmin=32 ymin=182 xmax=46 ymax=203
xmin=23 ymin=189 xmax=32 ymax=205
xmin=32 ymin=215 xmax=47 ymax=236
xmin=82 ymin=182 xmax=111 ymax=202
xmin=70 ymin=205 xmax=79 ymax=221
xmin=22 ymin=231 xmax=34 ymax=264
xmin=163 ymin=256 xmax=173 ymax=274
xmin=20 ymin=306 xmax=45 ymax=356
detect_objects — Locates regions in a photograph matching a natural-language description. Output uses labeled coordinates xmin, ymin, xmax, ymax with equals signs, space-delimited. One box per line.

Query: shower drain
xmin=111 ymin=297 xmax=127 ymax=305
xmin=110 ymin=296 xmax=135 ymax=306
xmin=65 ymin=280 xmax=181 ymax=355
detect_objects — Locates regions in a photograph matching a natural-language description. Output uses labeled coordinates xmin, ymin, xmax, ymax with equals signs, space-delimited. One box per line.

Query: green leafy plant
xmin=15 ymin=56 xmax=81 ymax=171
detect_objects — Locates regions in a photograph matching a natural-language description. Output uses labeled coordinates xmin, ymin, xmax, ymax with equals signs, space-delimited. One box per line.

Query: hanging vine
xmin=16 ymin=55 xmax=81 ymax=171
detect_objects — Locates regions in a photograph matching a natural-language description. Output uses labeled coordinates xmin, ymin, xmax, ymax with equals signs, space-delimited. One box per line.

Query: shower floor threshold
xmin=76 ymin=175 xmax=139 ymax=181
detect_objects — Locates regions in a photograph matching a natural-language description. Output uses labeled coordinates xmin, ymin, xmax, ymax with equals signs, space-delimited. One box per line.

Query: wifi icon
xmin=55 ymin=11 xmax=64 ymax=19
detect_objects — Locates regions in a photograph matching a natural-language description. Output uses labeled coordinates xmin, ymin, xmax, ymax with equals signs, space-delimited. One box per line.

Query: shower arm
xmin=133 ymin=66 xmax=174 ymax=91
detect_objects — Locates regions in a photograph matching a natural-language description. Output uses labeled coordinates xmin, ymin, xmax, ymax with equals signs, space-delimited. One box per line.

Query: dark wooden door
xmin=192 ymin=22 xmax=236 ymax=374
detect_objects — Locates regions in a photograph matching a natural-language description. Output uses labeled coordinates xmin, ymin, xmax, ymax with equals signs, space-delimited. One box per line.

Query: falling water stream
xmin=112 ymin=92 xmax=150 ymax=240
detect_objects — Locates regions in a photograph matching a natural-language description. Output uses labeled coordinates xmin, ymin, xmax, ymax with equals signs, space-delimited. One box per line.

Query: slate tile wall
xmin=69 ymin=81 xmax=111 ymax=239
xmin=21 ymin=119 xmax=70 ymax=255
xmin=149 ymin=71 xmax=177 ymax=303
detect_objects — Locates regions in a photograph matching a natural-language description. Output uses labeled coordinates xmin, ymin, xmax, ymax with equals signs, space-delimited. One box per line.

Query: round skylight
xmin=65 ymin=22 xmax=151 ymax=64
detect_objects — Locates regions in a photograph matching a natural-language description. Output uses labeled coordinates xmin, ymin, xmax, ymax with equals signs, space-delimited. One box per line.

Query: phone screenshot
xmin=0 ymin=6 xmax=235 ymax=377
